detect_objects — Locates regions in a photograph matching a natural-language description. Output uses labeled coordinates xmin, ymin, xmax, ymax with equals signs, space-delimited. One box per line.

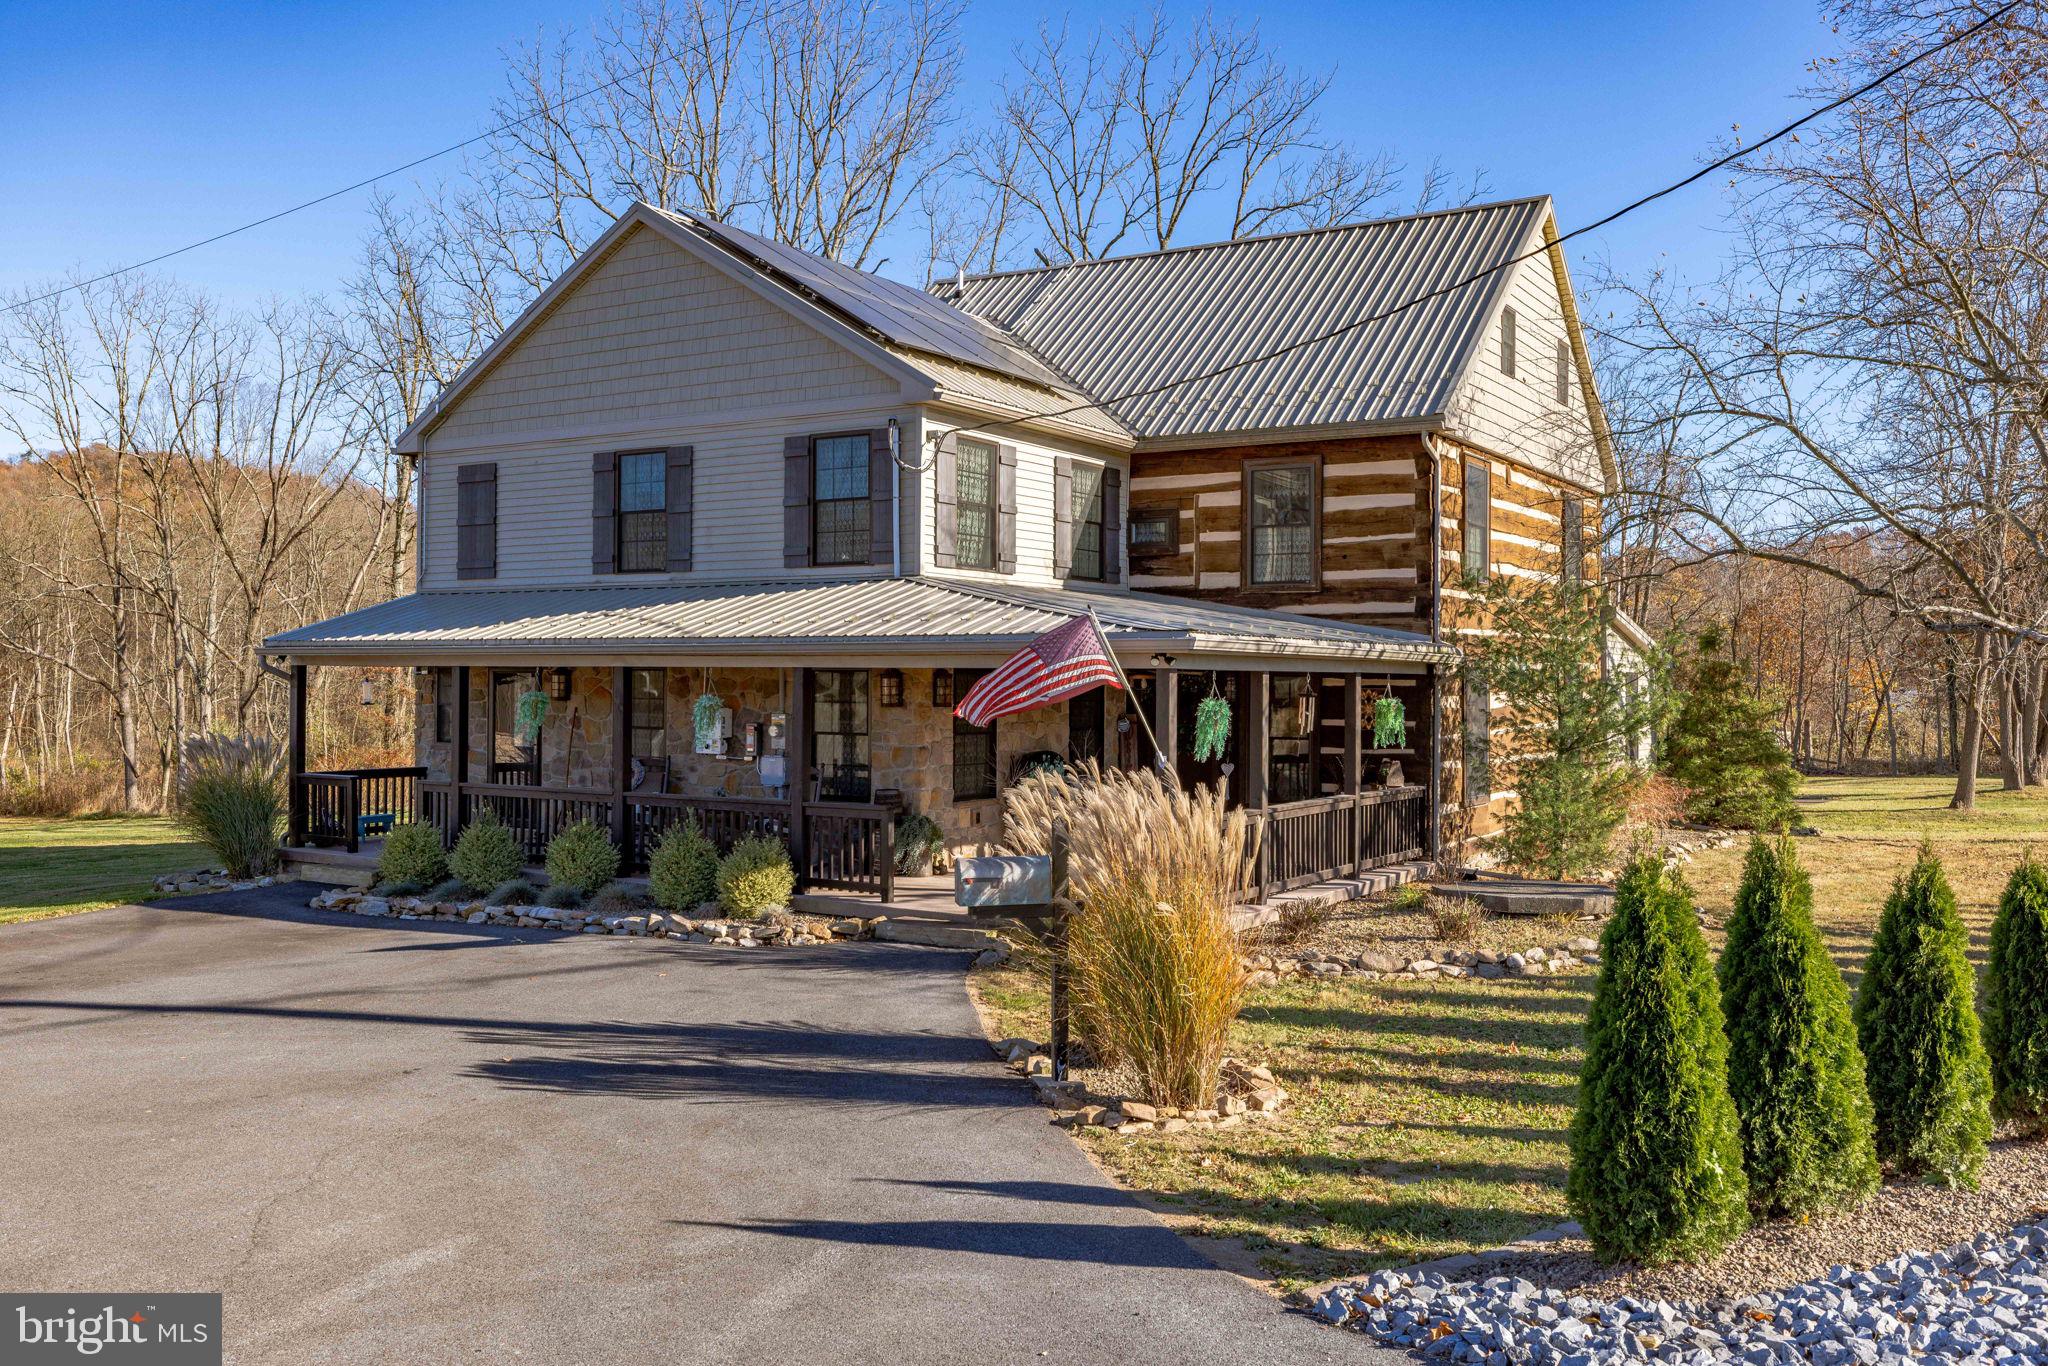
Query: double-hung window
xmin=617 ymin=451 xmax=667 ymax=572
xmin=1247 ymin=461 xmax=1316 ymax=586
xmin=955 ymin=438 xmax=998 ymax=570
xmin=951 ymin=669 xmax=998 ymax=800
xmin=1462 ymin=460 xmax=1491 ymax=581
xmin=628 ymin=669 xmax=666 ymax=759
xmin=813 ymin=434 xmax=872 ymax=566
xmin=1070 ymin=465 xmax=1106 ymax=581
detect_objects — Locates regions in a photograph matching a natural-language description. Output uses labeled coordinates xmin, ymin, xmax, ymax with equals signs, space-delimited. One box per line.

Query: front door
xmin=489 ymin=670 xmax=542 ymax=785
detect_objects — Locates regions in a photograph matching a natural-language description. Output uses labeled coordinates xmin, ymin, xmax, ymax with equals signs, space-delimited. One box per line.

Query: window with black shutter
xmin=955 ymin=438 xmax=998 ymax=570
xmin=812 ymin=434 xmax=872 ymax=566
xmin=617 ymin=451 xmax=667 ymax=572
xmin=952 ymin=669 xmax=997 ymax=800
xmin=456 ymin=463 xmax=497 ymax=580
xmin=1070 ymin=466 xmax=1107 ymax=581
xmin=1462 ymin=459 xmax=1491 ymax=581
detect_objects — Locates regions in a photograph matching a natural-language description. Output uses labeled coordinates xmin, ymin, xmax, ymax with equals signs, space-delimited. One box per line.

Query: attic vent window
xmin=1554 ymin=337 xmax=1571 ymax=405
xmin=1500 ymin=306 xmax=1518 ymax=378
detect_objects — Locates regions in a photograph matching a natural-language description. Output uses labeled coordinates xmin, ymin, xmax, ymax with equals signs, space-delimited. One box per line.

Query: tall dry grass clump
xmin=176 ymin=734 xmax=286 ymax=877
xmin=1004 ymin=761 xmax=1257 ymax=1110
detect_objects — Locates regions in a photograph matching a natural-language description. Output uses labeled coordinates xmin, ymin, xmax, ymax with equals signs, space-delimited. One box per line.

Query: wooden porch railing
xmin=624 ymin=792 xmax=790 ymax=867
xmin=294 ymin=767 xmax=427 ymax=852
xmin=1246 ymin=785 xmax=1426 ymax=901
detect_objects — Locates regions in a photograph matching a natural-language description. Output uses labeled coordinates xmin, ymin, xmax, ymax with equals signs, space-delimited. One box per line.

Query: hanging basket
xmin=1372 ymin=694 xmax=1406 ymax=749
xmin=514 ymin=690 xmax=551 ymax=744
xmin=692 ymin=691 xmax=726 ymax=751
xmin=1193 ymin=693 xmax=1232 ymax=763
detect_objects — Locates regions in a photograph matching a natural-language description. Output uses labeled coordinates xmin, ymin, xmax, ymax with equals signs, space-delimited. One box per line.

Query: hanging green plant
xmin=692 ymin=692 xmax=726 ymax=751
xmin=1193 ymin=693 xmax=1232 ymax=762
xmin=1373 ymin=694 xmax=1407 ymax=749
xmin=514 ymin=690 xmax=551 ymax=743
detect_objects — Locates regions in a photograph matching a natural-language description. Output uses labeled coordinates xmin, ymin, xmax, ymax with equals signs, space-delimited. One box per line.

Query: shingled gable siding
xmin=1126 ymin=434 xmax=1433 ymax=635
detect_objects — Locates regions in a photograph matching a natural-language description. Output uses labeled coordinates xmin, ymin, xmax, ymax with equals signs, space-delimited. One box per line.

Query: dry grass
xmin=1004 ymin=762 xmax=1255 ymax=1109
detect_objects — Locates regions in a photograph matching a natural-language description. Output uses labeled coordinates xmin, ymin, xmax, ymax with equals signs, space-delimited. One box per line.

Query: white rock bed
xmin=1246 ymin=938 xmax=1603 ymax=987
xmin=1312 ymin=1221 xmax=2048 ymax=1364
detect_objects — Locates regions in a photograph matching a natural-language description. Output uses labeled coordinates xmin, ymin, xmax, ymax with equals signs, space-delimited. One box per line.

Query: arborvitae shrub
xmin=450 ymin=808 xmax=524 ymax=891
xmin=376 ymin=821 xmax=449 ymax=889
xmin=1568 ymin=856 xmax=1749 ymax=1264
xmin=1660 ymin=626 xmax=1799 ymax=830
xmin=543 ymin=820 xmax=621 ymax=898
xmin=648 ymin=820 xmax=719 ymax=910
xmin=716 ymin=835 xmax=795 ymax=917
xmin=1853 ymin=847 xmax=1992 ymax=1186
xmin=1718 ymin=836 xmax=1878 ymax=1217
xmin=1984 ymin=856 xmax=2048 ymax=1135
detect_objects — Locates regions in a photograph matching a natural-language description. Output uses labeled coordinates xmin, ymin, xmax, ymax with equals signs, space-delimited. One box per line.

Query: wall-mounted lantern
xmin=931 ymin=669 xmax=953 ymax=709
xmin=879 ymin=668 xmax=905 ymax=707
xmin=546 ymin=668 xmax=574 ymax=702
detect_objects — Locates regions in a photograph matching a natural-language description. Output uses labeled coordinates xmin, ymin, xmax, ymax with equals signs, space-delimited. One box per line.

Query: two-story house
xmin=264 ymin=195 xmax=1610 ymax=900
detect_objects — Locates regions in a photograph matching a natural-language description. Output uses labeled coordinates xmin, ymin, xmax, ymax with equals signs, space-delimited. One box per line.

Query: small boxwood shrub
xmin=1567 ymin=856 xmax=1749 ymax=1264
xmin=1984 ymin=856 xmax=2048 ymax=1136
xmin=649 ymin=820 xmax=719 ymax=910
xmin=717 ymin=835 xmax=795 ymax=918
xmin=486 ymin=878 xmax=538 ymax=906
xmin=543 ymin=819 xmax=620 ymax=897
xmin=1718 ymin=836 xmax=1878 ymax=1218
xmin=1854 ymin=847 xmax=1993 ymax=1186
xmin=377 ymin=821 xmax=448 ymax=890
xmin=451 ymin=809 xmax=524 ymax=891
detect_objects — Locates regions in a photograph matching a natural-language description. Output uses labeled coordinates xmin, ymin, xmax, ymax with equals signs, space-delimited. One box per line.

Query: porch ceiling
xmin=261 ymin=576 xmax=1454 ymax=669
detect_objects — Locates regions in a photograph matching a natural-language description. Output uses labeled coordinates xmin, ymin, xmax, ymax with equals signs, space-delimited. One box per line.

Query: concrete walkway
xmin=0 ymin=887 xmax=1379 ymax=1365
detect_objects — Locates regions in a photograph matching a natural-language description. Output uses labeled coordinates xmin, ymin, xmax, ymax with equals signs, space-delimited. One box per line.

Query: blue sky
xmin=1 ymin=0 xmax=1834 ymax=311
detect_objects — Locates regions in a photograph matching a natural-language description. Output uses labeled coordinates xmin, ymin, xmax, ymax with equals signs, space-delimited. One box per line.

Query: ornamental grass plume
xmin=1003 ymin=761 xmax=1256 ymax=1110
xmin=1984 ymin=855 xmax=2048 ymax=1136
xmin=1718 ymin=836 xmax=1878 ymax=1218
xmin=1568 ymin=855 xmax=1750 ymax=1264
xmin=175 ymin=733 xmax=286 ymax=878
xmin=1853 ymin=846 xmax=1992 ymax=1187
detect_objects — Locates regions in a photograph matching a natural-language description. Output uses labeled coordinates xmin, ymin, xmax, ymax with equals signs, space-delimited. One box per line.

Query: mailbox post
xmin=955 ymin=819 xmax=1075 ymax=1081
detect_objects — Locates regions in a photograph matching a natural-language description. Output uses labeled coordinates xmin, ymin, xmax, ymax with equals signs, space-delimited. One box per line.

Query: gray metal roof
xmin=655 ymin=207 xmax=1075 ymax=393
xmin=263 ymin=577 xmax=1452 ymax=665
xmin=942 ymin=197 xmax=1550 ymax=442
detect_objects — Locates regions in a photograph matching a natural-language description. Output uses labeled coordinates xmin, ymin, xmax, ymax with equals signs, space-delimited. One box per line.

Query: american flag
xmin=954 ymin=613 xmax=1123 ymax=726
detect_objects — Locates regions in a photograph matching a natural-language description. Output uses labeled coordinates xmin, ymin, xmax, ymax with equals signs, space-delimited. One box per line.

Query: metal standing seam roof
xmin=941 ymin=197 xmax=1550 ymax=443
xmin=261 ymin=577 xmax=1454 ymax=664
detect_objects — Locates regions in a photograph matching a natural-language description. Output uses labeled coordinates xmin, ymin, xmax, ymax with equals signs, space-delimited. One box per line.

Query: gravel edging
xmin=1314 ymin=1217 xmax=2048 ymax=1365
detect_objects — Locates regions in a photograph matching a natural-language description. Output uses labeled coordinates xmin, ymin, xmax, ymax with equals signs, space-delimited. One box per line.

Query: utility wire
xmin=4 ymin=0 xmax=813 ymax=316
xmin=939 ymin=0 xmax=2027 ymax=445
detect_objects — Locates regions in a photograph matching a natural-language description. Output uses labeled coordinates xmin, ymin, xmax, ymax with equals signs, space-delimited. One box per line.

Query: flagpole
xmin=1085 ymin=608 xmax=1170 ymax=776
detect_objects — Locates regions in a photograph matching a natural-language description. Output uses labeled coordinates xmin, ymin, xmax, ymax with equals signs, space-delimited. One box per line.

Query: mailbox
xmin=954 ymin=855 xmax=1053 ymax=910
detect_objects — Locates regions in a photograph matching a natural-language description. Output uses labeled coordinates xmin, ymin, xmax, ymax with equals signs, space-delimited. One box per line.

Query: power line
xmin=939 ymin=0 xmax=2027 ymax=445
xmin=3 ymin=0 xmax=813 ymax=316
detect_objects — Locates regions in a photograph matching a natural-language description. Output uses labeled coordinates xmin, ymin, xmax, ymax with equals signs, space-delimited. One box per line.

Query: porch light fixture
xmin=931 ymin=669 xmax=953 ymax=709
xmin=359 ymin=675 xmax=376 ymax=707
xmin=878 ymin=668 xmax=905 ymax=707
xmin=545 ymin=668 xmax=574 ymax=702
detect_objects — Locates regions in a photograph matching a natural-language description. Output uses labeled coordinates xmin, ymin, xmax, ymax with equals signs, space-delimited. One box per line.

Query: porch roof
xmin=262 ymin=576 xmax=1454 ymax=669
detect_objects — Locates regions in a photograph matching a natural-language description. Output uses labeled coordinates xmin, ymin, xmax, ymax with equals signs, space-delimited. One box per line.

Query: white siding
xmin=1445 ymin=236 xmax=1604 ymax=490
xmin=425 ymin=223 xmax=901 ymax=447
xmin=917 ymin=407 xmax=1129 ymax=590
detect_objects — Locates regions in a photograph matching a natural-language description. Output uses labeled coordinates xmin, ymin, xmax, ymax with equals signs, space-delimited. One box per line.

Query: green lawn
xmin=972 ymin=773 xmax=2048 ymax=1292
xmin=0 ymin=817 xmax=206 ymax=925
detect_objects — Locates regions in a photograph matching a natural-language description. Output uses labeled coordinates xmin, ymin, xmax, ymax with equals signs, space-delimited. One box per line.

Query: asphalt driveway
xmin=0 ymin=887 xmax=1372 ymax=1364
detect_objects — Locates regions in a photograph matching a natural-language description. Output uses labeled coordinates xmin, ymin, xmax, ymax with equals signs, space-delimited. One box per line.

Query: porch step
xmin=870 ymin=918 xmax=1000 ymax=951
xmin=1229 ymin=860 xmax=1430 ymax=932
xmin=278 ymin=846 xmax=379 ymax=889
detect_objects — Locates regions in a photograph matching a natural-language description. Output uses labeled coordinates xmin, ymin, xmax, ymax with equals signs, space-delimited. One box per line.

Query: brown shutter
xmin=591 ymin=451 xmax=617 ymax=575
xmin=1102 ymin=466 xmax=1123 ymax=584
xmin=666 ymin=445 xmax=694 ymax=572
xmin=932 ymin=432 xmax=958 ymax=569
xmin=867 ymin=427 xmax=895 ymax=567
xmin=783 ymin=435 xmax=812 ymax=568
xmin=1053 ymin=456 xmax=1074 ymax=579
xmin=997 ymin=443 xmax=1019 ymax=575
xmin=456 ymin=462 xmax=497 ymax=581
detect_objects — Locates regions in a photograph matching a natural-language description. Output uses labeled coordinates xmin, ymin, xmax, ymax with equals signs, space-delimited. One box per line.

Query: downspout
xmin=1425 ymin=434 xmax=1446 ymax=865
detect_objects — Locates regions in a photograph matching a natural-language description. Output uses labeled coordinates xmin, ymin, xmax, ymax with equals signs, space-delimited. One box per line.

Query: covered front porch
xmin=263 ymin=577 xmax=1456 ymax=902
